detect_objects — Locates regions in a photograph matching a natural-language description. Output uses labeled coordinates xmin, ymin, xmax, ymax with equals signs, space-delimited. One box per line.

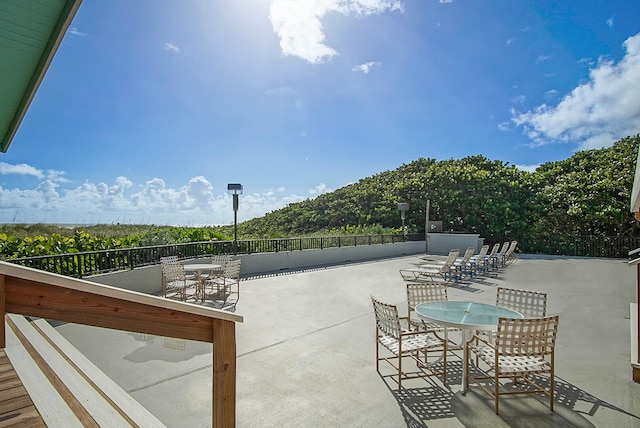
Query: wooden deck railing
xmin=0 ymin=260 xmax=243 ymax=427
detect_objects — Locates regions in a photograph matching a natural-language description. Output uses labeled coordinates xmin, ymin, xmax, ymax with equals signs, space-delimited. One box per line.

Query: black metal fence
xmin=8 ymin=232 xmax=638 ymax=279
xmin=8 ymin=233 xmax=416 ymax=278
xmin=485 ymin=233 xmax=640 ymax=259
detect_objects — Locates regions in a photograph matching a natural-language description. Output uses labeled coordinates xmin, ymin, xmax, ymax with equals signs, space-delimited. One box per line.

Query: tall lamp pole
xmin=397 ymin=203 xmax=409 ymax=240
xmin=227 ymin=183 xmax=243 ymax=254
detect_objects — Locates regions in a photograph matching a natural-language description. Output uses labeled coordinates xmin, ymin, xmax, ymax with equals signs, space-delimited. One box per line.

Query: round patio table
xmin=183 ymin=263 xmax=223 ymax=302
xmin=415 ymin=301 xmax=522 ymax=393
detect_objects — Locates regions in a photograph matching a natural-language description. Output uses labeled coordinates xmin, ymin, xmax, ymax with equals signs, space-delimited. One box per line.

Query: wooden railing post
xmin=212 ymin=318 xmax=236 ymax=428
xmin=0 ymin=275 xmax=4 ymax=348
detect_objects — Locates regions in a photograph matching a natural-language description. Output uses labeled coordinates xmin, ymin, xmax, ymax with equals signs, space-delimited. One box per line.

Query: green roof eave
xmin=631 ymin=144 xmax=640 ymax=213
xmin=0 ymin=0 xmax=83 ymax=153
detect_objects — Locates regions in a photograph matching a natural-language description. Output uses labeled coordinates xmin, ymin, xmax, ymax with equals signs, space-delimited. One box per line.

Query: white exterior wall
xmin=426 ymin=233 xmax=484 ymax=254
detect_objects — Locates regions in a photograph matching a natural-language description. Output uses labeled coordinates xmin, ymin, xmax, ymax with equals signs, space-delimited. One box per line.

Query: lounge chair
xmin=480 ymin=243 xmax=500 ymax=272
xmin=503 ymin=241 xmax=519 ymax=265
xmin=400 ymin=249 xmax=459 ymax=283
xmin=469 ymin=244 xmax=489 ymax=274
xmin=492 ymin=242 xmax=511 ymax=269
xmin=453 ymin=246 xmax=475 ymax=279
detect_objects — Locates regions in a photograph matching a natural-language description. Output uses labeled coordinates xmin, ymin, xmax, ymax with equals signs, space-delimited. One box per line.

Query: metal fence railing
xmin=9 ymin=232 xmax=638 ymax=279
xmin=485 ymin=234 xmax=640 ymax=259
xmin=8 ymin=233 xmax=417 ymax=278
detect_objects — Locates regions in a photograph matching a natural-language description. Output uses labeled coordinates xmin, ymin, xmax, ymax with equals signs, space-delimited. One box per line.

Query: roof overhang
xmin=0 ymin=0 xmax=82 ymax=153
xmin=631 ymin=144 xmax=640 ymax=213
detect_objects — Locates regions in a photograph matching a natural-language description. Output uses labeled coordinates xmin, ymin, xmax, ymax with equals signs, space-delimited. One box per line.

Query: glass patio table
xmin=415 ymin=301 xmax=522 ymax=393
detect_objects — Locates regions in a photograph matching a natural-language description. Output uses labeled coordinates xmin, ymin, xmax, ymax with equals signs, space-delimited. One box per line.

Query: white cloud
xmin=265 ymin=86 xmax=296 ymax=96
xmin=309 ymin=183 xmax=331 ymax=195
xmin=607 ymin=17 xmax=614 ymax=28
xmin=0 ymin=169 xmax=328 ymax=226
xmin=69 ymin=28 xmax=86 ymax=36
xmin=439 ymin=0 xmax=453 ymax=3
xmin=506 ymin=37 xmax=517 ymax=46
xmin=0 ymin=162 xmax=44 ymax=178
xmin=269 ymin=0 xmax=404 ymax=64
xmin=352 ymin=61 xmax=381 ymax=74
xmin=512 ymin=32 xmax=640 ymax=150
xmin=535 ymin=54 xmax=551 ymax=63
xmin=511 ymin=95 xmax=526 ymax=105
xmin=497 ymin=122 xmax=511 ymax=132
xmin=164 ymin=43 xmax=180 ymax=53
xmin=515 ymin=164 xmax=541 ymax=173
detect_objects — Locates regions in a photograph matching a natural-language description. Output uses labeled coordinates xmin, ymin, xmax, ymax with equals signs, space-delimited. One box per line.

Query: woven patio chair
xmin=406 ymin=282 xmax=459 ymax=335
xmin=199 ymin=255 xmax=233 ymax=282
xmin=161 ymin=262 xmax=199 ymax=301
xmin=160 ymin=255 xmax=178 ymax=264
xmin=205 ymin=258 xmax=242 ymax=311
xmin=372 ymin=296 xmax=445 ymax=390
xmin=467 ymin=315 xmax=559 ymax=414
xmin=406 ymin=283 xmax=463 ymax=384
xmin=496 ymin=286 xmax=547 ymax=318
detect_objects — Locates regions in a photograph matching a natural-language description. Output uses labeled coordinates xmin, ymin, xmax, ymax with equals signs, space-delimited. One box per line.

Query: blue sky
xmin=1 ymin=0 xmax=639 ymax=226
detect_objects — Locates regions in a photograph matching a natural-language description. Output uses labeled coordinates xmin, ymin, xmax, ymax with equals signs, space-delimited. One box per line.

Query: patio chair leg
xmin=495 ymin=371 xmax=500 ymax=414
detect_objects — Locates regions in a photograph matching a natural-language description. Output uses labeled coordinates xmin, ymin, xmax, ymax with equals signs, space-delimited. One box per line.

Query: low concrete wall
xmin=88 ymin=241 xmax=425 ymax=294
xmin=89 ymin=265 xmax=160 ymax=295
xmin=239 ymin=240 xmax=425 ymax=275
xmin=88 ymin=234 xmax=481 ymax=294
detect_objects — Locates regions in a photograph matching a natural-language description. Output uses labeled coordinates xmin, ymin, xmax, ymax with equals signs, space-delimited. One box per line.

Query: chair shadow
xmin=381 ymin=360 xmax=640 ymax=427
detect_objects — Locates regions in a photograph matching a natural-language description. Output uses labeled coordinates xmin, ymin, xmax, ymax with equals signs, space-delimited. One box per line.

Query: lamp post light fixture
xmin=397 ymin=202 xmax=409 ymax=239
xmin=227 ymin=183 xmax=243 ymax=254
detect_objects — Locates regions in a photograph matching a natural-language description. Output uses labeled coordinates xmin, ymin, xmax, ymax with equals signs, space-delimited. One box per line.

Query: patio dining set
xmin=373 ymin=242 xmax=560 ymax=415
xmin=160 ymin=255 xmax=241 ymax=311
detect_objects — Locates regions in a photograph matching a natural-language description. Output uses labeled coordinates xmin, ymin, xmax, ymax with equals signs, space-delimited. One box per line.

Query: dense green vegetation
xmin=242 ymin=135 xmax=640 ymax=239
xmin=1 ymin=134 xmax=638 ymax=259
xmin=0 ymin=225 xmax=230 ymax=259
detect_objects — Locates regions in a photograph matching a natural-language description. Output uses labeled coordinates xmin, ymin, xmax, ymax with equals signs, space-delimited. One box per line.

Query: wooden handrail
xmin=0 ymin=260 xmax=242 ymax=427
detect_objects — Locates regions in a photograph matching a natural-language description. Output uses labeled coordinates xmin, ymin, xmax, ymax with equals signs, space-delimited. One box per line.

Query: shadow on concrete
xmin=381 ymin=361 xmax=639 ymax=427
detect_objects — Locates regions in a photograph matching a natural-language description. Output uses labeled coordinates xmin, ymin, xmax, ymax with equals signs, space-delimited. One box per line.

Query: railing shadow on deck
xmin=0 ymin=260 xmax=243 ymax=428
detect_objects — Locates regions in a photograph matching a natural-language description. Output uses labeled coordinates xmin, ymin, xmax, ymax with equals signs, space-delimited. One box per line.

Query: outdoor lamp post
xmin=397 ymin=202 xmax=409 ymax=239
xmin=227 ymin=183 xmax=243 ymax=254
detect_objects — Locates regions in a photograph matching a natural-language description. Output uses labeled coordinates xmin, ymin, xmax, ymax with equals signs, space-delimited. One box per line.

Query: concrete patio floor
xmin=56 ymin=254 xmax=640 ymax=427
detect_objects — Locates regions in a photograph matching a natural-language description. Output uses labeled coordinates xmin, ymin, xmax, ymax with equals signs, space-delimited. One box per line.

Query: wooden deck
xmin=0 ymin=349 xmax=46 ymax=427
